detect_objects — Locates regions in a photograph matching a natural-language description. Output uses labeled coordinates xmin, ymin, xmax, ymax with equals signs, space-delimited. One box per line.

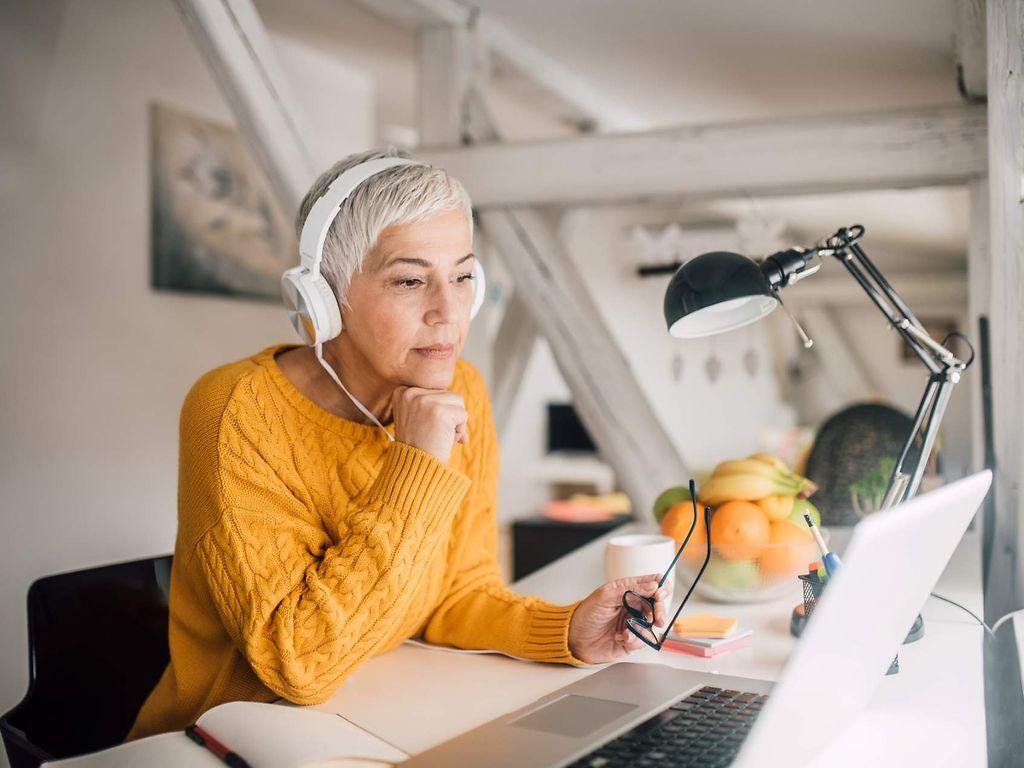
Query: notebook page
xmin=42 ymin=731 xmax=222 ymax=767
xmin=198 ymin=702 xmax=409 ymax=768
xmin=43 ymin=703 xmax=409 ymax=767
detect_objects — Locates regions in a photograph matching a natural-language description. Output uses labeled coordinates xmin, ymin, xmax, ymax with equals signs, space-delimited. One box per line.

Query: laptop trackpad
xmin=509 ymin=694 xmax=637 ymax=739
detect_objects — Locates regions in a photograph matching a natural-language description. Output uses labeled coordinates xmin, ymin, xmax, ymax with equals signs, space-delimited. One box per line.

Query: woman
xmin=128 ymin=148 xmax=669 ymax=740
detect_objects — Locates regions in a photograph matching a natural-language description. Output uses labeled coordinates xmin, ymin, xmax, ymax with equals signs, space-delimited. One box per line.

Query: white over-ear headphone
xmin=281 ymin=156 xmax=485 ymax=346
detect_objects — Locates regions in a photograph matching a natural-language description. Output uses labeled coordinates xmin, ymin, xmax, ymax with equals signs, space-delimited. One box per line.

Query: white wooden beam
xmin=982 ymin=9 xmax=1024 ymax=754
xmin=417 ymin=23 xmax=496 ymax=387
xmin=490 ymin=293 xmax=536 ymax=433
xmin=172 ymin=0 xmax=315 ymax=210
xmin=984 ymin=0 xmax=1024 ymax=619
xmin=352 ymin=0 xmax=644 ymax=133
xmin=417 ymin=21 xmax=475 ymax=145
xmin=793 ymin=273 xmax=969 ymax=307
xmin=956 ymin=0 xmax=988 ymax=100
xmin=418 ymin=105 xmax=989 ymax=208
xmin=479 ymin=207 xmax=689 ymax=515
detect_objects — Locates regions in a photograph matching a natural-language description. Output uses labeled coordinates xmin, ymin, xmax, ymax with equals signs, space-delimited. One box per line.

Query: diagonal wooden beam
xmin=479 ymin=207 xmax=689 ymax=514
xmin=172 ymin=0 xmax=316 ymax=210
xmin=418 ymin=104 xmax=989 ymax=208
xmin=490 ymin=293 xmax=536 ymax=433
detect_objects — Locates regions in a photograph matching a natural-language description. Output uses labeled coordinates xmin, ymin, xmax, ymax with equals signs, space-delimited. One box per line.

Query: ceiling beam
xmin=418 ymin=104 xmax=988 ymax=208
xmin=791 ymin=273 xmax=969 ymax=307
xmin=352 ymin=0 xmax=645 ymax=133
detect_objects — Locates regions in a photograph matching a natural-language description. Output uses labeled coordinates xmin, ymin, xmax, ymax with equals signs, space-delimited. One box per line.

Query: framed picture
xmin=149 ymin=102 xmax=296 ymax=301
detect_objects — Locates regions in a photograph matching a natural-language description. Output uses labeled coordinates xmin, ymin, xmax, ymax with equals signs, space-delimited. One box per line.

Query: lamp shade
xmin=664 ymin=251 xmax=778 ymax=338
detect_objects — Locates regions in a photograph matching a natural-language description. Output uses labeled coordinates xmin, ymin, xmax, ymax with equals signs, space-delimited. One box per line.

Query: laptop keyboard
xmin=568 ymin=686 xmax=767 ymax=768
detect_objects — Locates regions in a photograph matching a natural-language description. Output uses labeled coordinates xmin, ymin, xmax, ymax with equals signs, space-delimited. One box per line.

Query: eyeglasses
xmin=622 ymin=479 xmax=712 ymax=651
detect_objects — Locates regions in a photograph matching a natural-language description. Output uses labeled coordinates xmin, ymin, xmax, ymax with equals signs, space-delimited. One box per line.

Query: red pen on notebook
xmin=185 ymin=723 xmax=252 ymax=768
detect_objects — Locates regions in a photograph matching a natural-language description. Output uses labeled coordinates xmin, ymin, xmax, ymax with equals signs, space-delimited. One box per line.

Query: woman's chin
xmin=406 ymin=357 xmax=457 ymax=389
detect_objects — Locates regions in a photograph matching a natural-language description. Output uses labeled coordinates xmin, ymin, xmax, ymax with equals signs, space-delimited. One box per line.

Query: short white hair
xmin=295 ymin=147 xmax=473 ymax=311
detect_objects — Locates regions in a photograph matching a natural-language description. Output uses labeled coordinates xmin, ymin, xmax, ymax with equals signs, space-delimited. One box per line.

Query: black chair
xmin=1 ymin=555 xmax=172 ymax=768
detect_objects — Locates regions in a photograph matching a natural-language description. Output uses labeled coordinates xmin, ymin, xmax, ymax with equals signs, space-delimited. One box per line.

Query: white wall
xmin=0 ymin=0 xmax=375 ymax=739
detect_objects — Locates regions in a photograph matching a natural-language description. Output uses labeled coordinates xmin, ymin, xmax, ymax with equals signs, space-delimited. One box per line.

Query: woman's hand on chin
xmin=391 ymin=385 xmax=469 ymax=464
xmin=567 ymin=575 xmax=669 ymax=664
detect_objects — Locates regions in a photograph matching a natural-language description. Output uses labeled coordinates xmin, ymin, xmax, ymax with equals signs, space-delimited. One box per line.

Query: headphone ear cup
xmin=281 ymin=268 xmax=343 ymax=345
xmin=470 ymin=260 xmax=486 ymax=320
xmin=311 ymin=275 xmax=343 ymax=342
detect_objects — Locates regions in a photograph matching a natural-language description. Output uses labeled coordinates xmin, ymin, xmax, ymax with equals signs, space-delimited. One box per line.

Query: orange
xmin=661 ymin=501 xmax=708 ymax=562
xmin=709 ymin=500 xmax=770 ymax=560
xmin=758 ymin=520 xmax=816 ymax=577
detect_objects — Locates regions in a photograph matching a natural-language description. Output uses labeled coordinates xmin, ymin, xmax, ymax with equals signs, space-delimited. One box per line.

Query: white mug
xmin=604 ymin=534 xmax=676 ymax=600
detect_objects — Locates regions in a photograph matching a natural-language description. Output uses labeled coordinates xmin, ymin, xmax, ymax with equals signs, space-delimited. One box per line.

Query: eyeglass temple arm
xmin=658 ymin=505 xmax=713 ymax=646
xmin=657 ymin=480 xmax=699 ymax=590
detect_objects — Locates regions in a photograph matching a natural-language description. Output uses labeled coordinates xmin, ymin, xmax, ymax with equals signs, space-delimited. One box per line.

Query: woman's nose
xmin=425 ymin=282 xmax=464 ymax=324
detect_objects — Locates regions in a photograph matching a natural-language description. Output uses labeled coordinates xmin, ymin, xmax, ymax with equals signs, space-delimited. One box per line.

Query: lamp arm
xmin=823 ymin=227 xmax=971 ymax=505
xmin=768 ymin=225 xmax=973 ymax=508
xmin=823 ymin=230 xmax=953 ymax=374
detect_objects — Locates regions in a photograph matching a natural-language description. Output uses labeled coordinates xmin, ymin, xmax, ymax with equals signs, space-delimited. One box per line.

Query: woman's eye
xmin=395 ymin=277 xmax=424 ymax=288
xmin=456 ymin=272 xmax=475 ymax=283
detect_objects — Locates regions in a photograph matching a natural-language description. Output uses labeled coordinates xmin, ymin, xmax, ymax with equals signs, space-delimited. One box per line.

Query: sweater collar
xmin=256 ymin=343 xmax=397 ymax=441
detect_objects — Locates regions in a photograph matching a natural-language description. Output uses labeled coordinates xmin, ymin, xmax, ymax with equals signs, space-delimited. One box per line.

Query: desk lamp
xmin=663 ymin=225 xmax=973 ymax=510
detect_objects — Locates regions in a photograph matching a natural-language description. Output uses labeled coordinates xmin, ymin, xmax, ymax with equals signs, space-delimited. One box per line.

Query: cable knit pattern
xmin=127 ymin=343 xmax=587 ymax=741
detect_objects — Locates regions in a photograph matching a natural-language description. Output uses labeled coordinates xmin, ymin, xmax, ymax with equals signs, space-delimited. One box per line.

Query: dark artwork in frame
xmin=149 ymin=102 xmax=296 ymax=302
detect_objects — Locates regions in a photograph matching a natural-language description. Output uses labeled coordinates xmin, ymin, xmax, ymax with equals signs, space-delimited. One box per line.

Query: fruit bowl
xmin=675 ymin=526 xmax=830 ymax=604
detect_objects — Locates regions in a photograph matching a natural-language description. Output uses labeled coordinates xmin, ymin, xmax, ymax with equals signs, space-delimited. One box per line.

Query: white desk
xmin=313 ymin=523 xmax=986 ymax=767
xmin=49 ymin=523 xmax=984 ymax=767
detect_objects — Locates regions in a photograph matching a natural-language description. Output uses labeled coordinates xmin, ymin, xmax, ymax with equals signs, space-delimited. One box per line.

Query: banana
xmin=747 ymin=453 xmax=790 ymax=472
xmin=698 ymin=474 xmax=796 ymax=506
xmin=736 ymin=454 xmax=818 ymax=497
xmin=712 ymin=459 xmax=781 ymax=479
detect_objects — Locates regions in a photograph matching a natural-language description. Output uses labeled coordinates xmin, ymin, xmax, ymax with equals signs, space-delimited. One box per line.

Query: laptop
xmin=404 ymin=470 xmax=991 ymax=768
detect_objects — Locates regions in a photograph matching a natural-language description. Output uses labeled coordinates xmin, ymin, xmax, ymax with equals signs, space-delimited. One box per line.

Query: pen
xmin=804 ymin=511 xmax=841 ymax=576
xmin=185 ymin=724 xmax=252 ymax=768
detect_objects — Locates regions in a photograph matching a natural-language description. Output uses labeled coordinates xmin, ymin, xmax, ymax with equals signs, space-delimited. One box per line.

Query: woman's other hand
xmin=392 ymin=386 xmax=469 ymax=464
xmin=567 ymin=575 xmax=670 ymax=664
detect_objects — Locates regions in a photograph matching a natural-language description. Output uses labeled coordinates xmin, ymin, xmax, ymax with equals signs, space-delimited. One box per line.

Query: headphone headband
xmin=283 ymin=155 xmax=484 ymax=347
xmin=299 ymin=156 xmax=422 ymax=275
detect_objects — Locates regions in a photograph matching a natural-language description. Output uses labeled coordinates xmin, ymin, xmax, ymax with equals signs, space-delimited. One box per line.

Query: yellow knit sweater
xmin=128 ymin=343 xmax=586 ymax=740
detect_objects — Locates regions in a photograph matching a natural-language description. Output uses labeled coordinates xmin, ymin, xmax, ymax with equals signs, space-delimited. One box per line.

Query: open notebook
xmin=44 ymin=701 xmax=409 ymax=768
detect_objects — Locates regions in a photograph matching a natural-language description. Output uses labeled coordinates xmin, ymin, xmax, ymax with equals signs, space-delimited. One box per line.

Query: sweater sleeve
xmin=194 ymin=396 xmax=472 ymax=705
xmin=419 ymin=367 xmax=590 ymax=666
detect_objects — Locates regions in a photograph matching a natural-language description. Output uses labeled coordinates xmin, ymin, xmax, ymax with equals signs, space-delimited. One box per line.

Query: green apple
xmin=653 ymin=486 xmax=692 ymax=524
xmin=783 ymin=498 xmax=821 ymax=539
xmin=703 ymin=556 xmax=761 ymax=591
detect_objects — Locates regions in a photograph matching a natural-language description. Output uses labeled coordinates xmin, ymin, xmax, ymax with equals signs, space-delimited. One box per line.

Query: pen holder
xmin=796 ymin=573 xmax=900 ymax=676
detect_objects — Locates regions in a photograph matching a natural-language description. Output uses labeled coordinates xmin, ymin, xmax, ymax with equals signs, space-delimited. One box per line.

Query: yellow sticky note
xmin=673 ymin=613 xmax=737 ymax=639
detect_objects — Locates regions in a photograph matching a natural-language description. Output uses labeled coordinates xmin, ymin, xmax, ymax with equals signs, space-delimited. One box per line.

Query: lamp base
xmin=790 ymin=607 xmax=925 ymax=645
